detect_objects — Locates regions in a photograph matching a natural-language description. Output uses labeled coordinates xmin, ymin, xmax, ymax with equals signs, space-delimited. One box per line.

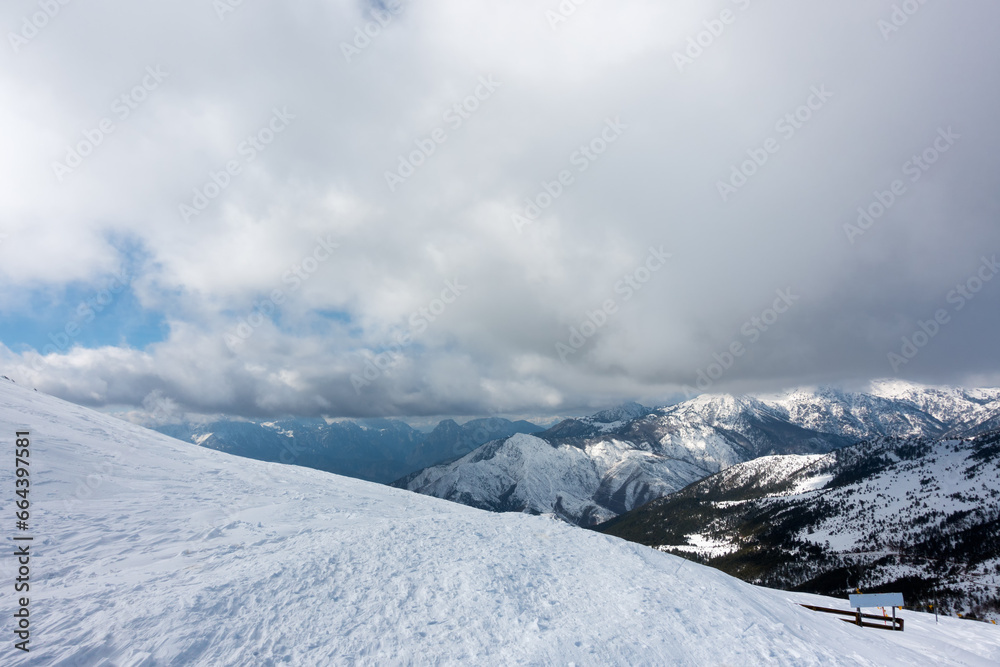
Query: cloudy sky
xmin=2 ymin=0 xmax=999 ymax=422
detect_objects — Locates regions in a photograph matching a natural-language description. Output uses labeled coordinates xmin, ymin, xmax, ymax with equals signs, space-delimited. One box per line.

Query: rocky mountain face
xmin=596 ymin=429 xmax=1000 ymax=619
xmin=396 ymin=382 xmax=1000 ymax=526
xmin=156 ymin=416 xmax=543 ymax=483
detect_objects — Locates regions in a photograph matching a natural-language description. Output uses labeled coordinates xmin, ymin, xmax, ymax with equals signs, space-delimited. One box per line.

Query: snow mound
xmin=2 ymin=379 xmax=999 ymax=665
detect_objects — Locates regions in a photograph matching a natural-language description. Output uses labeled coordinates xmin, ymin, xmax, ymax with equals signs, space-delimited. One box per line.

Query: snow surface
xmin=797 ymin=438 xmax=1000 ymax=563
xmin=790 ymin=472 xmax=833 ymax=494
xmin=715 ymin=453 xmax=825 ymax=492
xmin=664 ymin=533 xmax=738 ymax=559
xmin=2 ymin=379 xmax=1000 ymax=665
xmin=645 ymin=437 xmax=1000 ymax=608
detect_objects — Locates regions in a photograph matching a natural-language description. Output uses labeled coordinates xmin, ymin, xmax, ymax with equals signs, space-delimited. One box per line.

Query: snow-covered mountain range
xmin=156 ymin=415 xmax=543 ymax=483
xmin=8 ymin=378 xmax=999 ymax=664
xmin=597 ymin=430 xmax=1000 ymax=620
xmin=397 ymin=382 xmax=1000 ymax=525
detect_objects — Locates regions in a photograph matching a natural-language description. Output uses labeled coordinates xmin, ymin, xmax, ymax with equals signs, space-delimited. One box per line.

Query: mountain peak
xmin=588 ymin=401 xmax=651 ymax=424
xmin=405 ymin=382 xmax=1000 ymax=525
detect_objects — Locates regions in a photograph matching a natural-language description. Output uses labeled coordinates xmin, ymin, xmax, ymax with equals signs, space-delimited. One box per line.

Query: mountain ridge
xmin=595 ymin=430 xmax=1000 ymax=619
xmin=397 ymin=381 xmax=1000 ymax=525
xmin=155 ymin=414 xmax=545 ymax=483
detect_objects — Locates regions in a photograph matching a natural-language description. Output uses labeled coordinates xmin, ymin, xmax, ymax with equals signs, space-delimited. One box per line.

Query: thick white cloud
xmin=1 ymin=0 xmax=999 ymax=419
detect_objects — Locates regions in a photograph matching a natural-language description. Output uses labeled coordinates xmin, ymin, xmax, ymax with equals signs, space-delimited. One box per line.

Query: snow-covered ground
xmin=715 ymin=453 xmax=825 ymax=492
xmin=661 ymin=533 xmax=738 ymax=559
xmin=788 ymin=590 xmax=1000 ymax=665
xmin=2 ymin=379 xmax=1000 ymax=665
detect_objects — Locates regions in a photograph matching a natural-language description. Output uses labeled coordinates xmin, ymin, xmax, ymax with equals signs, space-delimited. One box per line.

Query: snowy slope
xmin=695 ymin=453 xmax=825 ymax=495
xmin=599 ymin=431 xmax=1000 ymax=618
xmin=754 ymin=386 xmax=949 ymax=439
xmin=867 ymin=380 xmax=1000 ymax=430
xmin=3 ymin=379 xmax=1000 ymax=665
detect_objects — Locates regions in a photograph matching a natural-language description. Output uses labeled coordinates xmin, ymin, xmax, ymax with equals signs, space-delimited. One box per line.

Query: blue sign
xmin=849 ymin=593 xmax=904 ymax=608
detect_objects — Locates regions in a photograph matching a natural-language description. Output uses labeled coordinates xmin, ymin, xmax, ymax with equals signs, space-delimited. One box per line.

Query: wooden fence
xmin=799 ymin=604 xmax=904 ymax=631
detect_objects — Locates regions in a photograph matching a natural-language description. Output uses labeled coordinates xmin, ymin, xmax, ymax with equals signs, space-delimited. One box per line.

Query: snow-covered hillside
xmin=599 ymin=430 xmax=1000 ymax=619
xmin=3 ymin=379 xmax=1000 ymax=665
xmin=401 ymin=382 xmax=1000 ymax=525
xmin=396 ymin=433 xmax=709 ymax=525
xmin=694 ymin=453 xmax=826 ymax=495
xmin=867 ymin=380 xmax=1000 ymax=431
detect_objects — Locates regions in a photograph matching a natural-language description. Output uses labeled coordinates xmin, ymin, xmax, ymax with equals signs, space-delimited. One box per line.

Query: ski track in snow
xmin=1 ymin=381 xmax=999 ymax=665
